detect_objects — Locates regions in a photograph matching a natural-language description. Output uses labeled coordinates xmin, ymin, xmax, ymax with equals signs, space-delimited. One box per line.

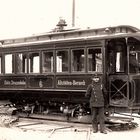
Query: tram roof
xmin=0 ymin=25 xmax=140 ymax=47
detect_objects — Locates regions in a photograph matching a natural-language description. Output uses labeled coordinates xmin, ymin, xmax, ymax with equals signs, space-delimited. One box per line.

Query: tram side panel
xmin=0 ymin=74 xmax=93 ymax=103
xmin=129 ymin=75 xmax=140 ymax=107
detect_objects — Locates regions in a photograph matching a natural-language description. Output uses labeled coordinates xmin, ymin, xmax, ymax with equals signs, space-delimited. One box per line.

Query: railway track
xmin=0 ymin=106 xmax=138 ymax=133
xmin=0 ymin=116 xmax=139 ymax=140
xmin=0 ymin=113 xmax=139 ymax=140
xmin=14 ymin=117 xmax=92 ymax=139
xmin=15 ymin=117 xmax=91 ymax=131
xmin=15 ymin=113 xmax=138 ymax=132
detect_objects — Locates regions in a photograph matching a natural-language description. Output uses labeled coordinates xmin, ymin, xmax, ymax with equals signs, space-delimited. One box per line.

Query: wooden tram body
xmin=0 ymin=25 xmax=140 ymax=119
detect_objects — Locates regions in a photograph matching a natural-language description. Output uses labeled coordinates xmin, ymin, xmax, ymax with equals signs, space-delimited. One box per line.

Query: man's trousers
xmin=91 ymin=107 xmax=105 ymax=132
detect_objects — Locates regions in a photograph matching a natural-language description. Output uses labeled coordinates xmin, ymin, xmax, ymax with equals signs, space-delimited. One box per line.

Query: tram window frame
xmin=128 ymin=38 xmax=140 ymax=74
xmin=71 ymin=48 xmax=85 ymax=73
xmin=87 ymin=47 xmax=102 ymax=73
xmin=4 ymin=54 xmax=14 ymax=74
xmin=29 ymin=52 xmax=40 ymax=74
xmin=42 ymin=51 xmax=54 ymax=73
xmin=16 ymin=53 xmax=28 ymax=74
xmin=129 ymin=50 xmax=140 ymax=74
xmin=107 ymin=39 xmax=127 ymax=74
xmin=56 ymin=49 xmax=69 ymax=73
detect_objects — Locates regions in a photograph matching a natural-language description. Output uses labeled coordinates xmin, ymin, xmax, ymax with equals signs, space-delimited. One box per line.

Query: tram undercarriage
xmin=0 ymin=90 xmax=138 ymax=130
xmin=5 ymin=90 xmax=91 ymax=122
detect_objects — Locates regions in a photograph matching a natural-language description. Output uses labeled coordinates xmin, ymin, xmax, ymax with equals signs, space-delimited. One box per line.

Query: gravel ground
xmin=0 ymin=115 xmax=140 ymax=140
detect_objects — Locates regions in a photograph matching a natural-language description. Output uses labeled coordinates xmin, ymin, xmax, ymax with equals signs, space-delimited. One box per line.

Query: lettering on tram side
xmin=4 ymin=80 xmax=26 ymax=86
xmin=57 ymin=80 xmax=86 ymax=86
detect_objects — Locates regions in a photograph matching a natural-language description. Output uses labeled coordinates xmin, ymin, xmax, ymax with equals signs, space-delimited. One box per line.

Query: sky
xmin=0 ymin=0 xmax=140 ymax=39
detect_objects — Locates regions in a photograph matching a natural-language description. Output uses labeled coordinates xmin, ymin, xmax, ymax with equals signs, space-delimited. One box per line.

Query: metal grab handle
xmin=129 ymin=80 xmax=136 ymax=102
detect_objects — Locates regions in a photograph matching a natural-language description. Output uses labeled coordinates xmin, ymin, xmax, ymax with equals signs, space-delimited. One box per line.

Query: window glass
xmin=42 ymin=51 xmax=54 ymax=73
xmin=107 ymin=39 xmax=127 ymax=74
xmin=128 ymin=38 xmax=140 ymax=73
xmin=5 ymin=54 xmax=14 ymax=74
xmin=16 ymin=53 xmax=27 ymax=73
xmin=116 ymin=52 xmax=124 ymax=72
xmin=88 ymin=48 xmax=102 ymax=72
xmin=129 ymin=49 xmax=140 ymax=73
xmin=72 ymin=49 xmax=85 ymax=72
xmin=56 ymin=50 xmax=68 ymax=72
xmin=108 ymin=49 xmax=125 ymax=73
xmin=29 ymin=53 xmax=40 ymax=73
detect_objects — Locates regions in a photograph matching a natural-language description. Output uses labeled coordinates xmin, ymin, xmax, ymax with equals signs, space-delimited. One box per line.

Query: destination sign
xmin=56 ymin=77 xmax=90 ymax=89
xmin=4 ymin=80 xmax=26 ymax=86
xmin=57 ymin=80 xmax=86 ymax=86
xmin=0 ymin=77 xmax=26 ymax=88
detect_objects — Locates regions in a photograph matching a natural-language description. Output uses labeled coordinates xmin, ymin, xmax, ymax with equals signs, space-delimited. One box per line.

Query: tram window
xmin=72 ymin=49 xmax=85 ymax=72
xmin=29 ymin=53 xmax=40 ymax=73
xmin=116 ymin=52 xmax=124 ymax=72
xmin=16 ymin=53 xmax=27 ymax=73
xmin=88 ymin=48 xmax=102 ymax=72
xmin=42 ymin=51 xmax=53 ymax=73
xmin=107 ymin=40 xmax=126 ymax=73
xmin=128 ymin=38 xmax=140 ymax=73
xmin=5 ymin=54 xmax=14 ymax=74
xmin=56 ymin=50 xmax=68 ymax=72
xmin=109 ymin=49 xmax=125 ymax=73
xmin=129 ymin=51 xmax=140 ymax=73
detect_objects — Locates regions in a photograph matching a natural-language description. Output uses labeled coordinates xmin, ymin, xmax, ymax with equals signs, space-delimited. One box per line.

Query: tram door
xmin=128 ymin=37 xmax=140 ymax=107
xmin=106 ymin=38 xmax=129 ymax=107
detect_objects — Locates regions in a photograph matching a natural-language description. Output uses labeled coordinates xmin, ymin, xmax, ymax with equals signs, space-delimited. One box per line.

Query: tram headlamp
xmin=104 ymin=27 xmax=112 ymax=33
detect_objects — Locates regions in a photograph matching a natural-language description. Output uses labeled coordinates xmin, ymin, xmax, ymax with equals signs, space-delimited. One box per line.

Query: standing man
xmin=85 ymin=75 xmax=107 ymax=134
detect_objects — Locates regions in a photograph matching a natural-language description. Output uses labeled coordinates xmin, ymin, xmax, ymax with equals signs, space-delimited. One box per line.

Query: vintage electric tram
xmin=0 ymin=23 xmax=140 ymax=122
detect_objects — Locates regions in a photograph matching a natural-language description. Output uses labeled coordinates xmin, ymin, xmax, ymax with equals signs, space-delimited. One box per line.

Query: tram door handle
xmin=129 ymin=80 xmax=135 ymax=102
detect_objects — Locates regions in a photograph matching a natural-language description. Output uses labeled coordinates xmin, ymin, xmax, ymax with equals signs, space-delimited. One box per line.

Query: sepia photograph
xmin=0 ymin=0 xmax=140 ymax=139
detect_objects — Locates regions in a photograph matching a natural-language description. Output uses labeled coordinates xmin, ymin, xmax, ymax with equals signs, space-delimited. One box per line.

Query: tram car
xmin=0 ymin=22 xmax=140 ymax=122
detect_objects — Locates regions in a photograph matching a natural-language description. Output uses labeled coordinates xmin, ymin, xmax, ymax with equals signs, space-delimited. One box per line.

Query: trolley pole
xmin=72 ymin=0 xmax=75 ymax=27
